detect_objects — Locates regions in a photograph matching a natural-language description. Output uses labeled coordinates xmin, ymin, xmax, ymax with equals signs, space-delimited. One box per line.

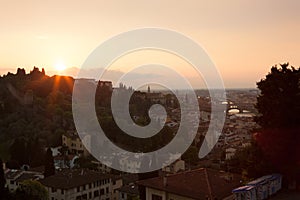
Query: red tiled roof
xmin=137 ymin=168 xmax=242 ymax=200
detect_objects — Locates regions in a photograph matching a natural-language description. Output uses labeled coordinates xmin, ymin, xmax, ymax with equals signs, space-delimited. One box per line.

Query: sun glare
xmin=55 ymin=63 xmax=66 ymax=71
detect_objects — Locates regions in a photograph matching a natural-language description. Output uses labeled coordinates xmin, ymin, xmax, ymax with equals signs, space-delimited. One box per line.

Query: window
xmin=89 ymin=192 xmax=92 ymax=199
xmin=51 ymin=187 xmax=57 ymax=193
xmin=76 ymin=196 xmax=81 ymax=200
xmin=81 ymin=194 xmax=87 ymax=199
xmin=121 ymin=193 xmax=125 ymax=198
xmin=61 ymin=189 xmax=64 ymax=194
xmin=152 ymin=194 xmax=162 ymax=200
xmin=106 ymin=187 xmax=109 ymax=194
xmin=94 ymin=190 xmax=99 ymax=197
xmin=100 ymin=189 xmax=104 ymax=195
xmin=77 ymin=186 xmax=80 ymax=192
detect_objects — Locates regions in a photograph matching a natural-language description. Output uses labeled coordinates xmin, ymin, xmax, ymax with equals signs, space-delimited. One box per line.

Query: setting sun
xmin=55 ymin=63 xmax=66 ymax=71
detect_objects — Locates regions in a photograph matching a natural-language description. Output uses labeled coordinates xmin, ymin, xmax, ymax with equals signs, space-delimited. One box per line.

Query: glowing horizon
xmin=1 ymin=0 xmax=300 ymax=88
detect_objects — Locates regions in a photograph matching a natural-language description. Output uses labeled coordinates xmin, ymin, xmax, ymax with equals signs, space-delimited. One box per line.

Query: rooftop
xmin=138 ymin=168 xmax=242 ymax=200
xmin=39 ymin=169 xmax=113 ymax=189
xmin=118 ymin=184 xmax=139 ymax=195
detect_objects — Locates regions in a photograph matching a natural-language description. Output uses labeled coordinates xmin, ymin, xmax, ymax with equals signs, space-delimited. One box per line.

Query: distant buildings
xmin=54 ymin=154 xmax=79 ymax=169
xmin=5 ymin=169 xmax=44 ymax=192
xmin=162 ymin=159 xmax=185 ymax=174
xmin=62 ymin=132 xmax=90 ymax=157
xmin=98 ymin=81 xmax=113 ymax=91
xmin=225 ymin=147 xmax=237 ymax=160
xmin=39 ymin=169 xmax=122 ymax=200
xmin=138 ymin=168 xmax=242 ymax=200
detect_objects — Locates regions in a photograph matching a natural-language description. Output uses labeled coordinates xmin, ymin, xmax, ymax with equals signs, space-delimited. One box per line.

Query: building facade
xmin=39 ymin=169 xmax=122 ymax=200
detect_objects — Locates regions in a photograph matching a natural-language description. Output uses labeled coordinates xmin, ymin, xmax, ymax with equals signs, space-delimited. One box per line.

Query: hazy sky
xmin=1 ymin=0 xmax=300 ymax=88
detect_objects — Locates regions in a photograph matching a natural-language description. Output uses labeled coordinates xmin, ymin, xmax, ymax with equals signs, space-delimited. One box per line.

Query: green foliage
xmin=74 ymin=156 xmax=97 ymax=170
xmin=256 ymin=63 xmax=300 ymax=128
xmin=0 ymin=158 xmax=5 ymax=194
xmin=8 ymin=137 xmax=45 ymax=167
xmin=182 ymin=145 xmax=199 ymax=165
xmin=224 ymin=63 xmax=300 ymax=181
xmin=225 ymin=141 xmax=273 ymax=179
xmin=255 ymin=63 xmax=300 ymax=180
xmin=0 ymin=68 xmax=75 ymax=163
xmin=44 ymin=148 xmax=55 ymax=177
xmin=15 ymin=180 xmax=48 ymax=200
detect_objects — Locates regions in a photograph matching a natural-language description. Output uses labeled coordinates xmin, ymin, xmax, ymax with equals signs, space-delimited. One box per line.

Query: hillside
xmin=0 ymin=67 xmax=75 ymax=161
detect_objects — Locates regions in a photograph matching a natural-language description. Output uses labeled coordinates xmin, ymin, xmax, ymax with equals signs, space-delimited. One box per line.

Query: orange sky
xmin=1 ymin=0 xmax=300 ymax=88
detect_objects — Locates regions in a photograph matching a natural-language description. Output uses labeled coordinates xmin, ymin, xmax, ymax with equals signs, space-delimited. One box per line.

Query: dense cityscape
xmin=0 ymin=64 xmax=299 ymax=200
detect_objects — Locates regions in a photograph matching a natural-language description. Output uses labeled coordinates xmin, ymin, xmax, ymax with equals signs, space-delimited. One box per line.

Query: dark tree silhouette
xmin=255 ymin=63 xmax=300 ymax=186
xmin=44 ymin=148 xmax=55 ymax=177
xmin=15 ymin=180 xmax=48 ymax=200
xmin=256 ymin=63 xmax=300 ymax=128
xmin=9 ymin=138 xmax=28 ymax=166
xmin=0 ymin=158 xmax=6 ymax=196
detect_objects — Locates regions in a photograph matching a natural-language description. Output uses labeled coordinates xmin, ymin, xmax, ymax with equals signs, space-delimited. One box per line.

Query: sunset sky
xmin=1 ymin=0 xmax=300 ymax=88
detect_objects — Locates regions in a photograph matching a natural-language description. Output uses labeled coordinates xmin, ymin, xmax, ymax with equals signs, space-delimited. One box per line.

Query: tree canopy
xmin=255 ymin=63 xmax=300 ymax=182
xmin=0 ymin=158 xmax=6 ymax=195
xmin=15 ymin=180 xmax=48 ymax=200
xmin=44 ymin=148 xmax=55 ymax=177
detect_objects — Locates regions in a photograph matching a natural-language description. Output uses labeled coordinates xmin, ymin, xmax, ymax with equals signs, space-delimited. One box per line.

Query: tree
xmin=256 ymin=63 xmax=300 ymax=128
xmin=9 ymin=138 xmax=28 ymax=166
xmin=255 ymin=63 xmax=300 ymax=185
xmin=182 ymin=145 xmax=199 ymax=166
xmin=44 ymin=148 xmax=55 ymax=177
xmin=15 ymin=180 xmax=48 ymax=200
xmin=225 ymin=141 xmax=273 ymax=180
xmin=0 ymin=158 xmax=6 ymax=195
xmin=27 ymin=138 xmax=45 ymax=167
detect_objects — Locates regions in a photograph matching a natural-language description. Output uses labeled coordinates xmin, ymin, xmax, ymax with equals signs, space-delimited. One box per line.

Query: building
xmin=98 ymin=81 xmax=113 ymax=91
xmin=39 ymin=169 xmax=122 ymax=200
xmin=54 ymin=154 xmax=79 ymax=169
xmin=91 ymin=160 xmax=112 ymax=173
xmin=162 ymin=159 xmax=185 ymax=174
xmin=146 ymin=92 xmax=166 ymax=104
xmin=62 ymin=132 xmax=90 ymax=157
xmin=225 ymin=147 xmax=237 ymax=160
xmin=138 ymin=168 xmax=242 ymax=200
xmin=118 ymin=184 xmax=139 ymax=200
xmin=146 ymin=86 xmax=166 ymax=104
xmin=5 ymin=169 xmax=44 ymax=192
